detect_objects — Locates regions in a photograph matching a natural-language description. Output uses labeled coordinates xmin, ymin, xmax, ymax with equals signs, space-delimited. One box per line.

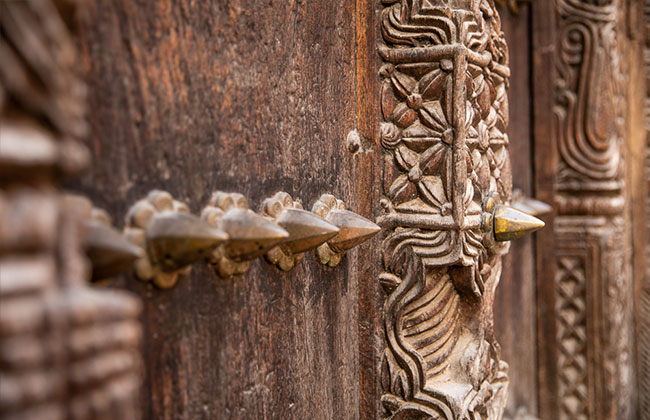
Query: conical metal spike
xmin=147 ymin=212 xmax=229 ymax=272
xmin=276 ymin=208 xmax=339 ymax=254
xmin=325 ymin=209 xmax=381 ymax=253
xmin=511 ymin=191 xmax=552 ymax=217
xmin=493 ymin=204 xmax=545 ymax=242
xmin=221 ymin=208 xmax=289 ymax=261
xmin=85 ymin=221 xmax=144 ymax=281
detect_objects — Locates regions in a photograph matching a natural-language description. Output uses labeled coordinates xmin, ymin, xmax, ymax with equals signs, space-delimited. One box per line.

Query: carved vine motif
xmin=378 ymin=1 xmax=511 ymax=418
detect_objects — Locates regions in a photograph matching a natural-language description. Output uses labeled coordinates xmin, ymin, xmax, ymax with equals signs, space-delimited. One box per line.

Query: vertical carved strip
xmin=377 ymin=1 xmax=512 ymax=418
xmin=535 ymin=0 xmax=636 ymax=419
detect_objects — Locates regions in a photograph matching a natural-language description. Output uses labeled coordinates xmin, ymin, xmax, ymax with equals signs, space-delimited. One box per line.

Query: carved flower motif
xmin=381 ymin=65 xmax=480 ymax=213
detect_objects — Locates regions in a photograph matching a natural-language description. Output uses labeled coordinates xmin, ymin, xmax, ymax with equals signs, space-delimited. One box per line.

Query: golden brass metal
xmin=202 ymin=191 xmax=289 ymax=277
xmin=126 ymin=190 xmax=227 ymax=288
xmin=312 ymin=194 xmax=381 ymax=267
xmin=511 ymin=189 xmax=553 ymax=217
xmin=220 ymin=208 xmax=289 ymax=260
xmin=85 ymin=220 xmax=143 ymax=281
xmin=146 ymin=212 xmax=228 ymax=271
xmin=262 ymin=192 xmax=339 ymax=271
xmin=493 ymin=204 xmax=545 ymax=242
xmin=277 ymin=208 xmax=339 ymax=253
xmin=325 ymin=209 xmax=381 ymax=253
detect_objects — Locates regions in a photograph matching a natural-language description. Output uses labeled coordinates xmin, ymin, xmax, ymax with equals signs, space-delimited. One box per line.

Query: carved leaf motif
xmin=418 ymin=177 xmax=449 ymax=209
xmin=395 ymin=144 xmax=420 ymax=171
xmin=473 ymin=74 xmax=495 ymax=119
xmin=381 ymin=81 xmax=397 ymax=121
xmin=391 ymin=103 xmax=418 ymax=128
xmin=388 ymin=174 xmax=418 ymax=205
xmin=419 ymin=68 xmax=447 ymax=101
xmin=402 ymin=123 xmax=438 ymax=152
xmin=419 ymin=101 xmax=449 ymax=132
xmin=420 ymin=143 xmax=447 ymax=175
xmin=391 ymin=72 xmax=418 ymax=100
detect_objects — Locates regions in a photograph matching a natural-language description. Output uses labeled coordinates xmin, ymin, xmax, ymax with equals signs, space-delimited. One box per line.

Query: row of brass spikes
xmin=83 ymin=191 xmax=380 ymax=288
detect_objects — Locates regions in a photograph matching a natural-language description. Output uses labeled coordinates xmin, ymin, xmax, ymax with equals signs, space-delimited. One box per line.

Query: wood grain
xmin=495 ymin=7 xmax=539 ymax=418
xmin=75 ymin=1 xmax=364 ymax=418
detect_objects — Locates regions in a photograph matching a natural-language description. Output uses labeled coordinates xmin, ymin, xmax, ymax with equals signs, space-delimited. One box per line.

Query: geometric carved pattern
xmin=556 ymin=257 xmax=589 ymax=420
xmin=553 ymin=217 xmax=633 ymax=420
xmin=378 ymin=1 xmax=512 ymax=418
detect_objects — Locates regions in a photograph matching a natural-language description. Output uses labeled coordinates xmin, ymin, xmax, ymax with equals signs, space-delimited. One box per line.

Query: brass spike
xmin=85 ymin=220 xmax=144 ymax=281
xmin=147 ymin=212 xmax=229 ymax=272
xmin=221 ymin=208 xmax=289 ymax=261
xmin=511 ymin=189 xmax=552 ymax=217
xmin=276 ymin=208 xmax=339 ymax=254
xmin=325 ymin=209 xmax=381 ymax=252
xmin=493 ymin=204 xmax=545 ymax=242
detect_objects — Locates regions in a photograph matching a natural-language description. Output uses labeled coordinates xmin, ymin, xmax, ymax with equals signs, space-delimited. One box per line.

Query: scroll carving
xmin=378 ymin=1 xmax=512 ymax=418
xmin=542 ymin=0 xmax=635 ymax=419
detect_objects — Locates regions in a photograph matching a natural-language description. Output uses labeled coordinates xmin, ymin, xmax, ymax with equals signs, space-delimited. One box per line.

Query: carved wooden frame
xmin=532 ymin=1 xmax=636 ymax=419
xmin=377 ymin=1 xmax=512 ymax=418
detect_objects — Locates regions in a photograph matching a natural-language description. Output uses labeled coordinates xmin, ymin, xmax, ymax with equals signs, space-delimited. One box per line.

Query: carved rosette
xmin=378 ymin=1 xmax=511 ymax=418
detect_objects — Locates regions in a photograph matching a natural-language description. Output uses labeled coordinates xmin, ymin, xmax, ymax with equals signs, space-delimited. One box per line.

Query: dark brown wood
xmin=75 ymin=1 xmax=366 ymax=418
xmin=495 ymin=6 xmax=538 ymax=418
xmin=355 ymin=0 xmax=383 ymax=419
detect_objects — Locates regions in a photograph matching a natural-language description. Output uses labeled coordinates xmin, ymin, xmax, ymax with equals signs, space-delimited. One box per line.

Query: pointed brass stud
xmin=277 ymin=208 xmax=339 ymax=253
xmin=201 ymin=192 xmax=289 ymax=277
xmin=312 ymin=194 xmax=381 ymax=267
xmin=493 ymin=204 xmax=545 ymax=242
xmin=64 ymin=194 xmax=143 ymax=281
xmin=125 ymin=190 xmax=228 ymax=288
xmin=146 ymin=212 xmax=228 ymax=272
xmin=220 ymin=208 xmax=289 ymax=260
xmin=262 ymin=192 xmax=339 ymax=271
xmin=511 ymin=189 xmax=552 ymax=217
xmin=85 ymin=220 xmax=143 ymax=281
xmin=325 ymin=209 xmax=381 ymax=253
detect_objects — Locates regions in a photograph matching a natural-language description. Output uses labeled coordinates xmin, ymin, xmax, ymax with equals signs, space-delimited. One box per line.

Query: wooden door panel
xmin=76 ymin=1 xmax=365 ymax=418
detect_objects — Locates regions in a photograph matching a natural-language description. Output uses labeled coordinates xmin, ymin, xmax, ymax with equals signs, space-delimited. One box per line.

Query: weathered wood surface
xmin=495 ymin=7 xmax=539 ymax=418
xmin=75 ymin=1 xmax=370 ymax=418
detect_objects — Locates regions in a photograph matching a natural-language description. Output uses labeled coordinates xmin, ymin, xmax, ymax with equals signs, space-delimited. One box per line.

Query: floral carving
xmin=378 ymin=1 xmax=513 ymax=419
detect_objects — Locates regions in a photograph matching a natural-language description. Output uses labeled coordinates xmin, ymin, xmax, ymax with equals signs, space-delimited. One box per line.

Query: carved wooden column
xmin=532 ymin=1 xmax=637 ymax=420
xmin=377 ymin=1 xmax=516 ymax=418
xmin=0 ymin=2 xmax=142 ymax=419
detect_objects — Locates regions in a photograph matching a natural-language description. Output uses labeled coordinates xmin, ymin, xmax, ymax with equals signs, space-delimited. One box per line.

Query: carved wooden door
xmin=3 ymin=1 xmax=647 ymax=420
